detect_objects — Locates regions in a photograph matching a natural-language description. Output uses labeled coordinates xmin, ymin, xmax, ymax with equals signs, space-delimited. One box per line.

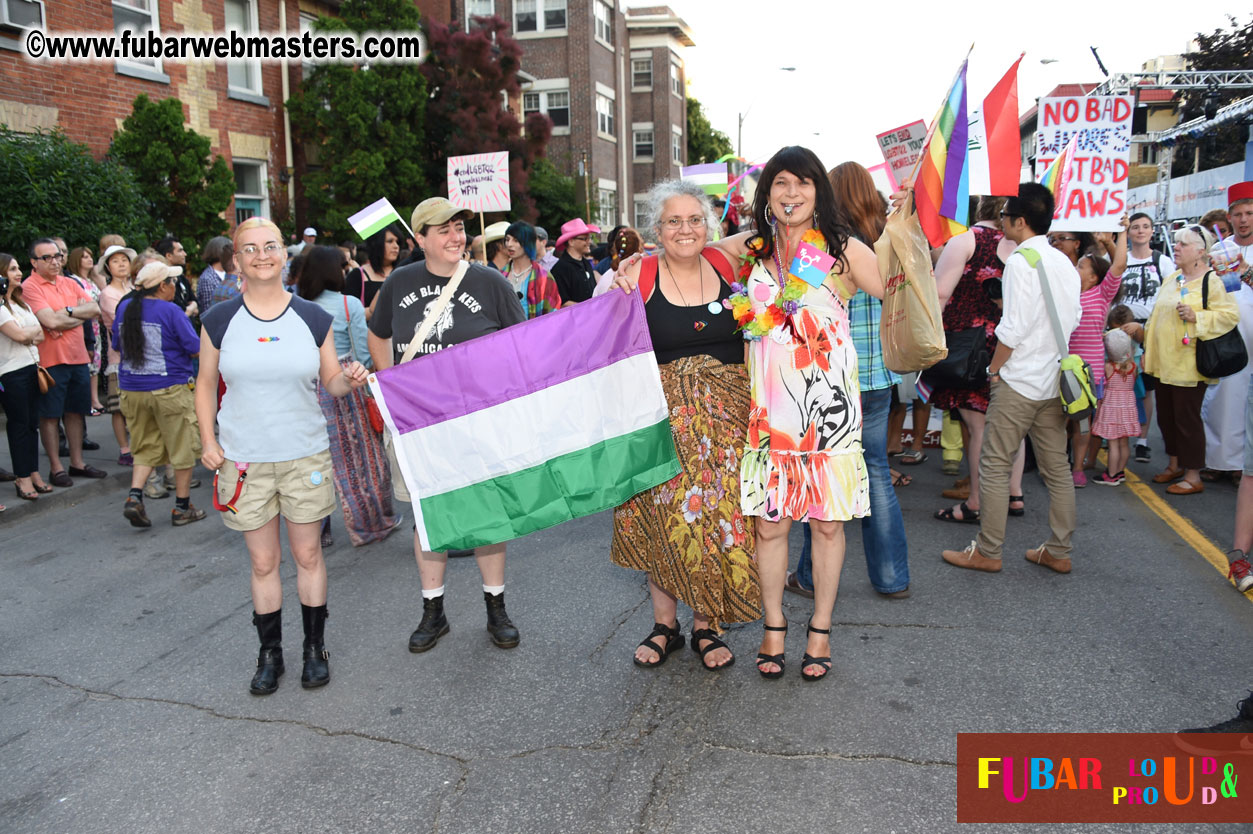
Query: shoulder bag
xmin=1195 ymin=271 xmax=1248 ymax=379
xmin=1018 ymin=247 xmax=1097 ymax=429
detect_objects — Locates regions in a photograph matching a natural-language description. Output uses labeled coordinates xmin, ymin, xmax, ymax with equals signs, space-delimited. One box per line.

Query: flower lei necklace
xmin=723 ymin=228 xmax=825 ymax=340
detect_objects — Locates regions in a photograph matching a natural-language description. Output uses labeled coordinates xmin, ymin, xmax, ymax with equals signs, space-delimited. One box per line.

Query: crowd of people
xmin=2 ymin=157 xmax=1251 ymax=730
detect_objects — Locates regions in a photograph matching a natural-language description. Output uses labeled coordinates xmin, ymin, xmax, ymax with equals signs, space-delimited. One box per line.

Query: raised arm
xmin=837 ymin=237 xmax=884 ymax=300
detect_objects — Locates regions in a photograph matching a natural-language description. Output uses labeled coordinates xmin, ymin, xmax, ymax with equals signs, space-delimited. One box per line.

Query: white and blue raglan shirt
xmin=201 ymin=295 xmax=334 ymax=463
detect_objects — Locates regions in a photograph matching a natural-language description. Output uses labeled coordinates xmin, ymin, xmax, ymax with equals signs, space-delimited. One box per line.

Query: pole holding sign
xmin=448 ymin=151 xmax=511 ymax=213
xmin=876 ymin=120 xmax=927 ymax=192
xmin=1034 ymin=95 xmax=1133 ymax=232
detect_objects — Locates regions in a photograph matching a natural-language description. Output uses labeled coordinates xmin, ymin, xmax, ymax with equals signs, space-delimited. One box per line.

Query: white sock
xmin=421 ymin=585 xmax=445 ymax=600
xmin=483 ymin=584 xmax=505 ymax=596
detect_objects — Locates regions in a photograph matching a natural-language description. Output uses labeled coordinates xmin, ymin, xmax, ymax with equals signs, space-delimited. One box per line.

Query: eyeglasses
xmin=238 ymin=242 xmax=284 ymax=258
xmin=33 ymin=253 xmax=65 ymax=262
xmin=1048 ymin=235 xmax=1078 ymax=244
xmin=662 ymin=216 xmax=708 ymax=230
xmin=999 ymin=211 xmax=1019 ymax=219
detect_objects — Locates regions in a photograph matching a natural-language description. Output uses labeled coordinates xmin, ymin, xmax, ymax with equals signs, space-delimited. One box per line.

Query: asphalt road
xmin=1 ymin=416 xmax=1251 ymax=833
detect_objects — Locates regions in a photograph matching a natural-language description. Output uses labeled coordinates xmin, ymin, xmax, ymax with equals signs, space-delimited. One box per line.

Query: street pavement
xmin=1 ymin=413 xmax=1251 ymax=834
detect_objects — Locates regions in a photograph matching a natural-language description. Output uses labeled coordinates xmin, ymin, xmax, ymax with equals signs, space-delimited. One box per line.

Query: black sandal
xmin=935 ymin=501 xmax=980 ymax=524
xmin=633 ymin=621 xmax=684 ymax=668
xmin=1009 ymin=495 xmax=1025 ymax=517
xmin=756 ymin=622 xmax=788 ymax=679
xmin=801 ymin=620 xmax=832 ymax=682
xmin=691 ymin=627 xmax=734 ymax=670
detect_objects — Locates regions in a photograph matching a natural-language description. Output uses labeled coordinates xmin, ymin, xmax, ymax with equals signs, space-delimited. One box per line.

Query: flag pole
xmin=903 ymin=43 xmax=975 ymax=189
xmin=480 ymin=211 xmax=486 ymax=239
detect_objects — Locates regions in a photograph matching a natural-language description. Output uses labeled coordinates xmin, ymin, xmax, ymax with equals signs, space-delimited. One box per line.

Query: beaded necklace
xmin=723 ymin=229 xmax=825 ymax=341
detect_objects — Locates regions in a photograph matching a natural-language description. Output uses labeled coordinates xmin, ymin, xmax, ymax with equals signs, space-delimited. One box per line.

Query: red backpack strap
xmin=637 ymin=255 xmax=660 ymax=302
xmin=701 ymin=246 xmax=735 ymax=283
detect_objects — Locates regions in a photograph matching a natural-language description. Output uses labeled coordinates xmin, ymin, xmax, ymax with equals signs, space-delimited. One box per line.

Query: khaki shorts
xmin=216 ymin=449 xmax=336 ymax=532
xmin=119 ymin=385 xmax=202 ymax=468
xmin=385 ymin=432 xmax=410 ymax=503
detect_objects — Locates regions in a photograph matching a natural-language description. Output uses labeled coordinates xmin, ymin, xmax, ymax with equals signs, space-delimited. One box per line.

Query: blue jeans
xmin=797 ymin=386 xmax=910 ymax=594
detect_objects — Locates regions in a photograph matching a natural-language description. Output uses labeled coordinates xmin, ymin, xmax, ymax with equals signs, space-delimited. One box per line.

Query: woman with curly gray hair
xmin=609 ymin=179 xmax=761 ymax=672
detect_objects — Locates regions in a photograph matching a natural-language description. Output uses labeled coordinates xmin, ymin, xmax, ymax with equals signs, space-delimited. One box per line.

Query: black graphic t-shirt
xmin=369 ymin=261 xmax=525 ymax=366
xmin=1119 ymin=252 xmax=1176 ymax=321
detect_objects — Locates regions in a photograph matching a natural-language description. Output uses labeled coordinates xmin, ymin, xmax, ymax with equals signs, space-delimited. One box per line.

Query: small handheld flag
xmin=790 ymin=242 xmax=836 ymax=288
xmin=348 ymin=197 xmax=404 ymax=241
xmin=681 ymin=163 xmax=729 ymax=197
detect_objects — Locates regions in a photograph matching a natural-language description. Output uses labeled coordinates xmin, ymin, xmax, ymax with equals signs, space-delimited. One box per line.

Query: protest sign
xmin=447 ymin=151 xmax=511 ymax=213
xmin=1034 ymin=95 xmax=1133 ymax=231
xmin=876 ymin=120 xmax=927 ymax=191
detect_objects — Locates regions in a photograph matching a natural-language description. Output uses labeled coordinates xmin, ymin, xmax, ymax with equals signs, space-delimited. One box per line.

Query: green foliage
xmin=527 ymin=159 xmax=597 ymax=233
xmin=686 ymin=96 xmax=733 ymax=165
xmin=1173 ymin=15 xmax=1253 ymax=176
xmin=109 ymin=94 xmax=234 ymax=247
xmin=0 ymin=127 xmax=158 ymax=257
xmin=287 ymin=0 xmax=429 ymax=240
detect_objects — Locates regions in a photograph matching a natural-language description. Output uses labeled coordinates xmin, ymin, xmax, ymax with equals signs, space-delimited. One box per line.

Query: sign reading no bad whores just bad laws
xmin=1034 ymin=95 xmax=1133 ymax=232
xmin=447 ymin=151 xmax=511 ymax=213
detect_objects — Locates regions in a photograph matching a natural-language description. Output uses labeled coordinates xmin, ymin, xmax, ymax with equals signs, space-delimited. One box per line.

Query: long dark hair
xmin=827 ymin=162 xmax=885 ymax=245
xmin=0 ymin=253 xmax=28 ymax=312
xmin=120 ymin=280 xmax=170 ymax=365
xmin=297 ymin=245 xmax=346 ymax=300
xmin=365 ymin=226 xmax=399 ymax=273
xmin=752 ymin=146 xmax=852 ymax=271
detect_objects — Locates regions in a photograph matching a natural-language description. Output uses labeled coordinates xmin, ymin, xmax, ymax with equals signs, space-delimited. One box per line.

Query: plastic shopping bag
xmin=874 ymin=193 xmax=947 ymax=373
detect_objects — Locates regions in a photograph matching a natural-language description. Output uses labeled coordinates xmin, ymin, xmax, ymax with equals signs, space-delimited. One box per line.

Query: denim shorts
xmin=37 ymin=363 xmax=90 ymax=418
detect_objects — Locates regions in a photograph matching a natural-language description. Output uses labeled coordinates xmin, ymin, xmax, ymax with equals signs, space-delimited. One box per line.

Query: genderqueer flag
xmin=347 ymin=197 xmax=402 ymax=240
xmin=681 ymin=162 xmax=729 ymax=196
xmin=369 ymin=290 xmax=681 ymax=552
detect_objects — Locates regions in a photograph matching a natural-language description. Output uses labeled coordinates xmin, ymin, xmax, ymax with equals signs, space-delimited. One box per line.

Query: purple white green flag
xmin=347 ymin=197 xmax=403 ymax=240
xmin=680 ymin=162 xmax=729 ymax=196
xmin=369 ymin=290 xmax=680 ymax=552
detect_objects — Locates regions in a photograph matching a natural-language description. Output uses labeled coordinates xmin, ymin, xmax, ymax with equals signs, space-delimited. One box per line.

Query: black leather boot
xmin=484 ymin=591 xmax=519 ymax=649
xmin=249 ymin=609 xmax=284 ymax=696
xmin=300 ymin=604 xmax=330 ymax=689
xmin=408 ymin=595 xmax=449 ymax=653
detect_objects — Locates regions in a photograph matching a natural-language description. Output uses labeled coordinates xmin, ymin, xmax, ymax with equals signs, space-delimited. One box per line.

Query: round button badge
xmin=310 ymin=471 xmax=324 ymax=486
xmin=707 ymin=301 xmax=723 ymax=315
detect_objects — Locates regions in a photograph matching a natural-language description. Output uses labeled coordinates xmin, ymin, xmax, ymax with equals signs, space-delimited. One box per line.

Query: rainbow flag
xmin=1039 ymin=133 xmax=1078 ymax=211
xmin=915 ymin=58 xmax=971 ymax=248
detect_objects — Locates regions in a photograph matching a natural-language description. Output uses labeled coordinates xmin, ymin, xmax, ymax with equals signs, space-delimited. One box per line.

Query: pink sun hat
xmin=554 ymin=218 xmax=602 ymax=250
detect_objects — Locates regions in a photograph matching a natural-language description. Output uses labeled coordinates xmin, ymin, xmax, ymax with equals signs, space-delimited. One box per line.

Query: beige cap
xmin=483 ymin=221 xmax=510 ymax=244
xmin=133 ymin=260 xmax=183 ymax=290
xmin=411 ymin=198 xmax=473 ymax=233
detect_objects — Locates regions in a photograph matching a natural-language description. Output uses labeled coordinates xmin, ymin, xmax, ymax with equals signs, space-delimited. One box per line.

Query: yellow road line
xmin=1105 ymin=452 xmax=1253 ymax=600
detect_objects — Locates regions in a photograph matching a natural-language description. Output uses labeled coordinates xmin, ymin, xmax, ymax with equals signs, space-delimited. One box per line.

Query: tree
xmin=109 ymin=94 xmax=234 ymax=247
xmin=1172 ymin=15 xmax=1252 ymax=176
xmin=528 ymin=159 xmax=596 ymax=233
xmin=0 ymin=127 xmax=158 ymax=256
xmin=421 ymin=15 xmax=550 ymax=222
xmin=287 ymin=0 xmax=429 ymax=240
xmin=686 ymin=96 xmax=733 ymax=165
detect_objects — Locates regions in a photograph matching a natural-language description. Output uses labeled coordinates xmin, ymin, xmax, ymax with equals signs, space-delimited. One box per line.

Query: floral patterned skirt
xmin=611 ymin=355 xmax=761 ymax=631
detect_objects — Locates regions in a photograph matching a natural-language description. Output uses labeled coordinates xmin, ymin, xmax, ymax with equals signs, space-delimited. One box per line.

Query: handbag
xmin=1195 ymin=271 xmax=1248 ymax=379
xmin=343 ymin=295 xmax=385 ymax=434
xmin=36 ymin=365 xmax=55 ymax=394
xmin=919 ymin=327 xmax=989 ymax=390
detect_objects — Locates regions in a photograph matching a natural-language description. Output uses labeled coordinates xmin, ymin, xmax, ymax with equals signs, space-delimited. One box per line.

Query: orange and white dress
xmin=740 ymin=262 xmax=870 ymax=522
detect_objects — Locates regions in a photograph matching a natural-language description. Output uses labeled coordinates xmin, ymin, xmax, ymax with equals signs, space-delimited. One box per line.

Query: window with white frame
xmin=111 ymin=0 xmax=161 ymax=73
xmin=522 ymin=88 xmax=570 ymax=130
xmin=224 ymin=0 xmax=262 ymax=96
xmin=634 ymin=198 xmax=649 ymax=230
xmin=596 ymin=93 xmax=615 ymax=137
xmin=671 ymin=126 xmax=682 ymax=165
xmin=298 ymin=12 xmax=317 ymax=71
xmin=515 ymin=0 xmax=566 ymax=33
xmin=597 ymin=188 xmax=617 ymax=229
xmin=233 ymin=160 xmax=268 ymax=225
xmin=594 ymin=0 xmax=613 ymax=45
xmin=670 ymin=61 xmax=682 ymax=97
xmin=466 ymin=0 xmax=494 ymax=27
xmin=633 ymin=127 xmax=653 ymax=159
xmin=631 ymin=57 xmax=652 ymax=90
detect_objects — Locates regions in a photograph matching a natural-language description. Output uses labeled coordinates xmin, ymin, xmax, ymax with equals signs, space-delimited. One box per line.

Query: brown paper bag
xmin=874 ymin=193 xmax=947 ymax=373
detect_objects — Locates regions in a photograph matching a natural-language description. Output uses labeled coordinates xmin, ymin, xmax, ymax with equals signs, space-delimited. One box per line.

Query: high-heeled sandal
xmin=691 ymin=627 xmax=734 ymax=670
xmin=801 ymin=620 xmax=832 ymax=682
xmin=1008 ymin=495 xmax=1025 ymax=517
xmin=756 ymin=622 xmax=788 ymax=679
xmin=633 ymin=621 xmax=684 ymax=668
xmin=14 ymin=483 xmax=38 ymax=501
xmin=32 ymin=482 xmax=54 ymax=494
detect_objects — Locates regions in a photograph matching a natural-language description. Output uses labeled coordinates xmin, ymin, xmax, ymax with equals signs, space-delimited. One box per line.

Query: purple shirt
xmin=112 ymin=297 xmax=200 ymax=392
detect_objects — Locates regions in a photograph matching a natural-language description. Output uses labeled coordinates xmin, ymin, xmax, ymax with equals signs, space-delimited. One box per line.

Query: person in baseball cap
xmin=410 ymin=197 xmax=474 ymax=234
xmin=534 ymin=226 xmax=557 ymax=271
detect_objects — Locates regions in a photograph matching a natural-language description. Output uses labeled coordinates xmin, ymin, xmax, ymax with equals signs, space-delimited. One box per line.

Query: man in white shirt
xmin=1229 ymin=182 xmax=1253 ymax=265
xmin=1123 ymin=212 xmax=1176 ymax=463
xmin=944 ymin=183 xmax=1082 ymax=575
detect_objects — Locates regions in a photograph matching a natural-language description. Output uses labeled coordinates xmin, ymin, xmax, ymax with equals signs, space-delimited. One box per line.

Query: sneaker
xmin=1072 ymin=471 xmax=1087 ymax=488
xmin=1092 ymin=472 xmax=1122 ymax=486
xmin=942 ymin=459 xmax=961 ymax=476
xmin=144 ymin=473 xmax=169 ymax=500
xmin=163 ymin=474 xmax=201 ymax=490
xmin=123 ymin=497 xmax=151 ymax=528
xmin=1182 ymin=691 xmax=1253 ymax=733
xmin=1025 ymin=543 xmax=1072 ymax=574
xmin=1228 ymin=554 xmax=1253 ymax=593
xmin=171 ymin=504 xmax=206 ymax=526
xmin=1135 ymin=444 xmax=1151 ymax=463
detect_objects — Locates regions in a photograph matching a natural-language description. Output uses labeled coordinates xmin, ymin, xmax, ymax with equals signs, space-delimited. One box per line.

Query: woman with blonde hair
xmin=196 ymin=217 xmax=369 ymax=696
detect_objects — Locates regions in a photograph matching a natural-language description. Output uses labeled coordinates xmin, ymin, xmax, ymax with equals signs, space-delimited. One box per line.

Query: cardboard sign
xmin=1033 ymin=96 xmax=1133 ymax=232
xmin=876 ymin=120 xmax=927 ymax=191
xmin=790 ymin=241 xmax=836 ymax=288
xmin=447 ymin=151 xmax=511 ymax=213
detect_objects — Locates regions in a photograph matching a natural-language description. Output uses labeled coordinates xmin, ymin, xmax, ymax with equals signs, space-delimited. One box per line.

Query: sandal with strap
xmin=691 ymin=627 xmax=735 ymax=670
xmin=935 ymin=501 xmax=980 ymax=524
xmin=633 ymin=621 xmax=684 ymax=668
xmin=801 ymin=620 xmax=832 ymax=682
xmin=756 ymin=622 xmax=788 ymax=679
xmin=1008 ymin=495 xmax=1025 ymax=517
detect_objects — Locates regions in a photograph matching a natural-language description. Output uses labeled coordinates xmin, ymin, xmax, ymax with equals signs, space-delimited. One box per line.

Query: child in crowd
xmin=1108 ymin=304 xmax=1148 ymax=433
xmin=1092 ymin=327 xmax=1140 ymax=486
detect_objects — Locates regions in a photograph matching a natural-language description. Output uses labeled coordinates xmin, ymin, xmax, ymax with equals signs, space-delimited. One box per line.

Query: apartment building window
xmin=594 ymin=0 xmax=613 ymax=46
xmin=671 ymin=126 xmax=683 ymax=166
xmin=466 ymin=0 xmax=494 ymax=27
xmin=631 ymin=57 xmax=652 ymax=90
xmin=670 ymin=61 xmax=682 ymax=97
xmin=597 ymin=188 xmax=617 ymax=229
xmin=233 ymin=160 xmax=268 ymax=225
xmin=522 ymin=88 xmax=570 ymax=132
xmin=596 ymin=93 xmax=615 ymax=137
xmin=111 ymin=0 xmax=163 ymax=76
xmin=515 ymin=0 xmax=566 ymax=34
xmin=634 ymin=198 xmax=649 ymax=230
xmin=225 ymin=0 xmax=263 ymax=98
xmin=633 ymin=127 xmax=654 ymax=160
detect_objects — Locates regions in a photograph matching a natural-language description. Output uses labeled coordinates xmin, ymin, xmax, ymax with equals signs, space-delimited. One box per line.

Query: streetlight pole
xmin=738 ymin=68 xmax=795 ymax=158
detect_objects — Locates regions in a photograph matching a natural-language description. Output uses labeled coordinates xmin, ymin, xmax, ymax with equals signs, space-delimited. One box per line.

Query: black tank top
xmin=645 ymin=267 xmax=743 ymax=365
